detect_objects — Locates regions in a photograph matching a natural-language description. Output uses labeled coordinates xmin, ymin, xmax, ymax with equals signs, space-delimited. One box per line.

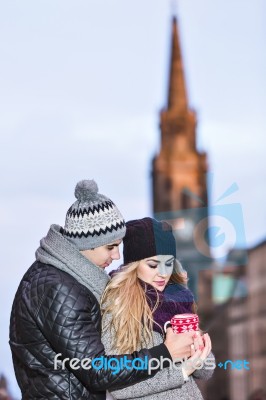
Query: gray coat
xmin=102 ymin=313 xmax=215 ymax=400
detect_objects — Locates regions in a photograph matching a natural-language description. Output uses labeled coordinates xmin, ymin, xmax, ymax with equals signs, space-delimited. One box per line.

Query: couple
xmin=9 ymin=179 xmax=214 ymax=399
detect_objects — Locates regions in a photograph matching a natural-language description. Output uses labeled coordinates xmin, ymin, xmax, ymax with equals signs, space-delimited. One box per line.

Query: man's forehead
xmin=107 ymin=239 xmax=122 ymax=246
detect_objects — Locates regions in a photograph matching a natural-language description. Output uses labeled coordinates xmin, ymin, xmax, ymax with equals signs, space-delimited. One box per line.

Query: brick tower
xmin=152 ymin=17 xmax=212 ymax=313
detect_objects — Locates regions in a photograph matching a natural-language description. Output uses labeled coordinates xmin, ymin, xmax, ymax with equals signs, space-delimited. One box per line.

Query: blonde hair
xmin=101 ymin=259 xmax=195 ymax=353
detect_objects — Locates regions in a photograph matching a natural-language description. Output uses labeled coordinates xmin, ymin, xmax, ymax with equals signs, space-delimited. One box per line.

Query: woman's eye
xmin=147 ymin=263 xmax=158 ymax=269
xmin=166 ymin=262 xmax=174 ymax=267
xmin=107 ymin=247 xmax=114 ymax=250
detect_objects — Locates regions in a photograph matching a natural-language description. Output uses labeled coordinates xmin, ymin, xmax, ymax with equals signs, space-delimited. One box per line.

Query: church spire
xmin=167 ymin=16 xmax=188 ymax=113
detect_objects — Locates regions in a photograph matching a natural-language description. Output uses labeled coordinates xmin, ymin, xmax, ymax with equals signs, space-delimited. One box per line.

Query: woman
xmin=101 ymin=217 xmax=215 ymax=400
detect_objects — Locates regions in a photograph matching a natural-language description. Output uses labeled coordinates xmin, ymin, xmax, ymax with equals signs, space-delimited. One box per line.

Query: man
xmin=9 ymin=179 xmax=194 ymax=399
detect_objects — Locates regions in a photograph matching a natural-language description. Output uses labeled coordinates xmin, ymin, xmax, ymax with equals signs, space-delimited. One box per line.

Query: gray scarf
xmin=35 ymin=224 xmax=109 ymax=302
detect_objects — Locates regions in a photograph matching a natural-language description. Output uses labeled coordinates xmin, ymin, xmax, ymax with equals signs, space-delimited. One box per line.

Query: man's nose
xmin=111 ymin=247 xmax=120 ymax=260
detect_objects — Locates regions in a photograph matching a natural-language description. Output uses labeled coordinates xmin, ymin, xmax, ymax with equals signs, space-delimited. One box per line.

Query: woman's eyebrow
xmin=166 ymin=256 xmax=175 ymax=262
xmin=146 ymin=259 xmax=160 ymax=263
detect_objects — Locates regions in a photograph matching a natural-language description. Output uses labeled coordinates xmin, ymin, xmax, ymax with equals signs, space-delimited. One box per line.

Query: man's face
xmin=80 ymin=239 xmax=122 ymax=268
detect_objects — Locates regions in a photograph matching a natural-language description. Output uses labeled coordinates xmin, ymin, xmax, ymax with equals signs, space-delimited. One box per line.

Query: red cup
xmin=164 ymin=313 xmax=199 ymax=334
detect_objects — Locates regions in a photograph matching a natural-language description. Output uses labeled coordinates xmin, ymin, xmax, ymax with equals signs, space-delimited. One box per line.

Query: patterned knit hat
xmin=123 ymin=217 xmax=176 ymax=264
xmin=63 ymin=179 xmax=126 ymax=250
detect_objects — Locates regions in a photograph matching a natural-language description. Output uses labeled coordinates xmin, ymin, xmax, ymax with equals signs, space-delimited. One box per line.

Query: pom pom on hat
xmin=74 ymin=179 xmax=99 ymax=201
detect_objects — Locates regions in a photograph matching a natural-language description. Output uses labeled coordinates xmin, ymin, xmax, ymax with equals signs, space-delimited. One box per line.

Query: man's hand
xmin=164 ymin=329 xmax=194 ymax=360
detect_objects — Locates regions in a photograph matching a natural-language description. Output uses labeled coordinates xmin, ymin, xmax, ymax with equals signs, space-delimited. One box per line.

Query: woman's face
xmin=137 ymin=255 xmax=174 ymax=291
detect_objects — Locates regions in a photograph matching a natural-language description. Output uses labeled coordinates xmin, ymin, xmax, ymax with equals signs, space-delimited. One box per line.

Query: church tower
xmin=153 ymin=16 xmax=208 ymax=214
xmin=152 ymin=17 xmax=211 ymax=300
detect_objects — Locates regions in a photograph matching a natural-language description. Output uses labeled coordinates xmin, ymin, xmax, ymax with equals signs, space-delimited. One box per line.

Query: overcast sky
xmin=0 ymin=0 xmax=265 ymax=397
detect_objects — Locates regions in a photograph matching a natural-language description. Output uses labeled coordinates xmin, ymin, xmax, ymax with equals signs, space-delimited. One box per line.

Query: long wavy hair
xmin=101 ymin=259 xmax=197 ymax=353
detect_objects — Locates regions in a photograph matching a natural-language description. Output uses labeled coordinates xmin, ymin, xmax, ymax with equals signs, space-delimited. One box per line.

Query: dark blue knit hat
xmin=123 ymin=217 xmax=177 ymax=264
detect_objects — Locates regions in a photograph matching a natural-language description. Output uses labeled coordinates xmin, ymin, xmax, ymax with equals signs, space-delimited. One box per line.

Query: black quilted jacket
xmin=10 ymin=261 xmax=167 ymax=399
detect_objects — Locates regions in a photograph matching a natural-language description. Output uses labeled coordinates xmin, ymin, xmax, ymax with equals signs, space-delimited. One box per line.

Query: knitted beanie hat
xmin=123 ymin=217 xmax=176 ymax=264
xmin=63 ymin=179 xmax=126 ymax=250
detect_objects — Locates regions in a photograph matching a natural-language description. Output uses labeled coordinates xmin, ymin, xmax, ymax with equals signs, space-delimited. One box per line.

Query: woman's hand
xmin=164 ymin=329 xmax=195 ymax=360
xmin=184 ymin=333 xmax=212 ymax=376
